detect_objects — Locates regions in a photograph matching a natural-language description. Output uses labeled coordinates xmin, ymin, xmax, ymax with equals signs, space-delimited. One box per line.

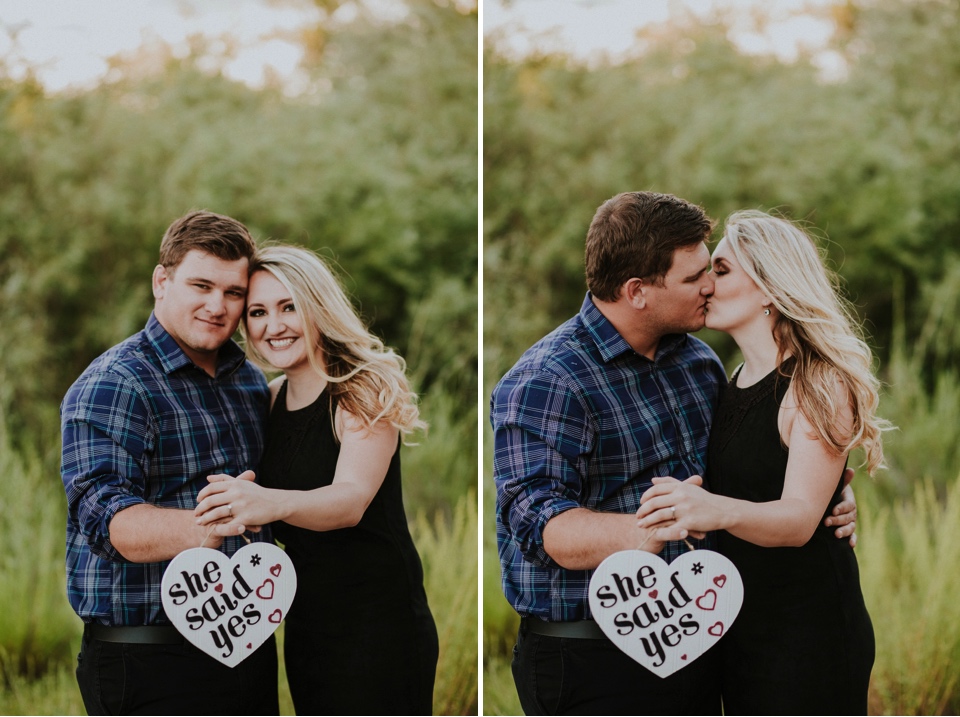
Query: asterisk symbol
xmin=250 ymin=554 xmax=262 ymax=567
xmin=692 ymin=562 xmax=704 ymax=575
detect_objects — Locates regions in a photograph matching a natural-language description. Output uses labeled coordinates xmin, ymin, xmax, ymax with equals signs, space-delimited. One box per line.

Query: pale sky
xmin=484 ymin=0 xmax=844 ymax=74
xmin=0 ymin=0 xmax=840 ymax=93
xmin=0 ymin=0 xmax=396 ymax=93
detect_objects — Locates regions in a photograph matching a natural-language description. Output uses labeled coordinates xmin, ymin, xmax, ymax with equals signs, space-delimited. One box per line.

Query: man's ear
xmin=622 ymin=277 xmax=647 ymax=310
xmin=152 ymin=265 xmax=168 ymax=301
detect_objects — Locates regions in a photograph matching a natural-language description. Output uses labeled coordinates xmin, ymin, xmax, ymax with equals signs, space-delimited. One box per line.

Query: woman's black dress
xmin=258 ymin=382 xmax=438 ymax=715
xmin=707 ymin=362 xmax=874 ymax=715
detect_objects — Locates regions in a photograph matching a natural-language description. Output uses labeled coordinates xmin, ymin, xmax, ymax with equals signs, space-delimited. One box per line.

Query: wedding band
xmin=226 ymin=504 xmax=233 ymax=516
xmin=670 ymin=506 xmax=676 ymax=518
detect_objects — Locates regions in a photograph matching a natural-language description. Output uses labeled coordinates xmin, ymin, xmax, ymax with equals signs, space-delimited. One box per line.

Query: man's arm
xmin=492 ymin=369 xmax=691 ymax=572
xmin=62 ymin=370 xmax=235 ymax=563
xmin=543 ymin=508 xmax=694 ymax=571
xmin=110 ymin=504 xmax=243 ymax=563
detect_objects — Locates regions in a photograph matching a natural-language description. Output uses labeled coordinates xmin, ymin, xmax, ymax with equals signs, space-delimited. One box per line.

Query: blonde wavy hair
xmin=722 ymin=210 xmax=890 ymax=474
xmin=242 ymin=244 xmax=427 ymax=438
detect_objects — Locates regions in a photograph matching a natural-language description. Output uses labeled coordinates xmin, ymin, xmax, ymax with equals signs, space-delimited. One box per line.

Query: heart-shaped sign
xmin=161 ymin=543 xmax=296 ymax=667
xmin=588 ymin=549 xmax=743 ymax=677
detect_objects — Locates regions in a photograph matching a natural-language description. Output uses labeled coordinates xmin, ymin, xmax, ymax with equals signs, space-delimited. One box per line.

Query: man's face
xmin=152 ymin=249 xmax=249 ymax=369
xmin=643 ymin=241 xmax=714 ymax=335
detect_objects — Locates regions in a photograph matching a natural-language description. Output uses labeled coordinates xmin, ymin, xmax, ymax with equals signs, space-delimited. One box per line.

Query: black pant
xmin=511 ymin=621 xmax=722 ymax=715
xmin=75 ymin=629 xmax=279 ymax=715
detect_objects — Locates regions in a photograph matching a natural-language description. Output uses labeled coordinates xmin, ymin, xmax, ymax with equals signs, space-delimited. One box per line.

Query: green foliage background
xmin=0 ymin=0 xmax=478 ymax=714
xmin=484 ymin=0 xmax=960 ymax=714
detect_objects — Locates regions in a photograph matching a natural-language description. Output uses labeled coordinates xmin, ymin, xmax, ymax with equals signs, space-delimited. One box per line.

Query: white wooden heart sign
xmin=588 ymin=549 xmax=743 ymax=677
xmin=161 ymin=542 xmax=296 ymax=667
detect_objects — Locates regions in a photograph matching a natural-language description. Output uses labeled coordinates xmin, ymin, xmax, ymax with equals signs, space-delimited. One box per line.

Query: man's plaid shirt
xmin=61 ymin=312 xmax=270 ymax=626
xmin=491 ymin=293 xmax=726 ymax=621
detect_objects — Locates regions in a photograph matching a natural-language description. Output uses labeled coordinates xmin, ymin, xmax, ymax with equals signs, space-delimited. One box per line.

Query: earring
xmin=763 ymin=308 xmax=771 ymax=316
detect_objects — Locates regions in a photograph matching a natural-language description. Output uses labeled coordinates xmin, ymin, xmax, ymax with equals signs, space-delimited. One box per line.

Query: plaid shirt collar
xmin=580 ymin=292 xmax=687 ymax=364
xmin=144 ymin=311 xmax=247 ymax=378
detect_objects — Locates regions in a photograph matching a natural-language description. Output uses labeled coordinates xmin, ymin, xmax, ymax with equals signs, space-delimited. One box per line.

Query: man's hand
xmin=823 ymin=467 xmax=857 ymax=548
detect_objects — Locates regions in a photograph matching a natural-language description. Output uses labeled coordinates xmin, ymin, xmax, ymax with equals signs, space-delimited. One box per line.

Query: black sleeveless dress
xmin=707 ymin=362 xmax=874 ymax=715
xmin=258 ymin=382 xmax=438 ymax=715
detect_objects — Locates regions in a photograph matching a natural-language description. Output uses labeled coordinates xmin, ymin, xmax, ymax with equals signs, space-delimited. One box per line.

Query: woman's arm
xmin=637 ymin=389 xmax=852 ymax=548
xmin=195 ymin=408 xmax=396 ymax=532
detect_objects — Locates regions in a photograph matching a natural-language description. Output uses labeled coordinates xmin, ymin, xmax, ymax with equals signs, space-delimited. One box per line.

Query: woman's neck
xmin=282 ymin=353 xmax=329 ymax=411
xmin=730 ymin=323 xmax=784 ymax=387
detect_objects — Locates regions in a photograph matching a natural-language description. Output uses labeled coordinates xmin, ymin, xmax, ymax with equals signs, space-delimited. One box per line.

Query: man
xmin=490 ymin=191 xmax=855 ymax=714
xmin=61 ymin=210 xmax=278 ymax=714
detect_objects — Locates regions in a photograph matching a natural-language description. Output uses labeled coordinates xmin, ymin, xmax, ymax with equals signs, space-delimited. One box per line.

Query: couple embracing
xmin=61 ymin=211 xmax=437 ymax=715
xmin=491 ymin=191 xmax=886 ymax=714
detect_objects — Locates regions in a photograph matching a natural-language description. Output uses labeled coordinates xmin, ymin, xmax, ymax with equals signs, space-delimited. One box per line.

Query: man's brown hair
xmin=158 ymin=210 xmax=257 ymax=269
xmin=585 ymin=192 xmax=713 ymax=301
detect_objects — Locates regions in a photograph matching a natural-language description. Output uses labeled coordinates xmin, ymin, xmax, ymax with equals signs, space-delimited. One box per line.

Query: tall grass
xmin=0 ymin=411 xmax=478 ymax=715
xmin=0 ymin=664 xmax=84 ymax=715
xmin=859 ymin=477 xmax=960 ymax=714
xmin=0 ymin=418 xmax=80 ymax=682
xmin=483 ymin=652 xmax=522 ymax=716
xmin=413 ymin=492 xmax=480 ymax=715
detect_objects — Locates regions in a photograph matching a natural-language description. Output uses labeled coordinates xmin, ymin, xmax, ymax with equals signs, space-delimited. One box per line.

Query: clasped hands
xmin=194 ymin=470 xmax=273 ymax=535
xmin=635 ymin=469 xmax=859 ymax=547
xmin=635 ymin=475 xmax=712 ymax=543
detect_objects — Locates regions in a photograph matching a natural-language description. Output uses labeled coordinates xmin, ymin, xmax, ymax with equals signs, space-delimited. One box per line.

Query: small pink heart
xmin=256 ymin=579 xmax=275 ymax=600
xmin=270 ymin=564 xmax=282 ymax=577
xmin=268 ymin=609 xmax=282 ymax=624
xmin=246 ymin=643 xmax=252 ymax=649
xmin=713 ymin=575 xmax=727 ymax=588
xmin=648 ymin=590 xmax=658 ymax=599
xmin=681 ymin=654 xmax=688 ymax=661
xmin=708 ymin=622 xmax=725 ymax=637
xmin=214 ymin=584 xmax=223 ymax=593
xmin=696 ymin=589 xmax=717 ymax=611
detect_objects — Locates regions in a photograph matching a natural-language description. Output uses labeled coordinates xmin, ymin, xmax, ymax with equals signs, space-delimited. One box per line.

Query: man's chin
xmin=188 ymin=335 xmax=230 ymax=354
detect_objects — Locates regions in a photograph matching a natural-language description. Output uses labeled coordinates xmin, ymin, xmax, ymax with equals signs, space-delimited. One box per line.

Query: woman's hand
xmin=636 ymin=475 xmax=724 ymax=535
xmin=195 ymin=470 xmax=280 ymax=532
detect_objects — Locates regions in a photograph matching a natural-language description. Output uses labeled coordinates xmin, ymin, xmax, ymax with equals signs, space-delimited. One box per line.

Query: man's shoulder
xmin=68 ymin=332 xmax=155 ymax=390
xmin=61 ymin=332 xmax=160 ymax=425
xmin=494 ymin=315 xmax=594 ymax=391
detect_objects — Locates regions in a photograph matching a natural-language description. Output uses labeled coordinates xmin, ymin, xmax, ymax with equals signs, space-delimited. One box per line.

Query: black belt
xmin=86 ymin=623 xmax=184 ymax=645
xmin=522 ymin=617 xmax=607 ymax=640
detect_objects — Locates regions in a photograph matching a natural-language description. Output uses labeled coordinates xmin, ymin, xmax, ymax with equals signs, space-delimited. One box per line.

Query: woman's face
xmin=245 ymin=270 xmax=311 ymax=372
xmin=705 ymin=237 xmax=769 ymax=333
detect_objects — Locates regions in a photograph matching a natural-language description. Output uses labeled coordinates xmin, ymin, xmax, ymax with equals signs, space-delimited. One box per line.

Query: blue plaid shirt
xmin=61 ymin=312 xmax=270 ymax=626
xmin=491 ymin=293 xmax=727 ymax=621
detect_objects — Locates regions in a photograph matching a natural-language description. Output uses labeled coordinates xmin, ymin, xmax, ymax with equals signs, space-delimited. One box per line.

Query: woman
xmin=195 ymin=245 xmax=438 ymax=715
xmin=636 ymin=210 xmax=886 ymax=714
